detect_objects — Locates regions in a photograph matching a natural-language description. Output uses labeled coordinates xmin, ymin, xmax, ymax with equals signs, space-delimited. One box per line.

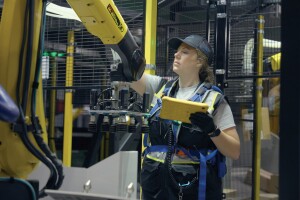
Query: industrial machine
xmin=0 ymin=0 xmax=146 ymax=199
xmin=65 ymin=0 xmax=150 ymax=168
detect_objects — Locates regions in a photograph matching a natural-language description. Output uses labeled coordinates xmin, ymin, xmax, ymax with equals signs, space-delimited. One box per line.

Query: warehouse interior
xmin=0 ymin=0 xmax=299 ymax=200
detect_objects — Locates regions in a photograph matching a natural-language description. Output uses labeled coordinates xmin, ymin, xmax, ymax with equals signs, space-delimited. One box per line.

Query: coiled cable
xmin=165 ymin=124 xmax=198 ymax=192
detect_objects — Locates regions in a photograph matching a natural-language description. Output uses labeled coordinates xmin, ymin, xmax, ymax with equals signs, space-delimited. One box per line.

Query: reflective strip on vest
xmin=204 ymin=91 xmax=222 ymax=114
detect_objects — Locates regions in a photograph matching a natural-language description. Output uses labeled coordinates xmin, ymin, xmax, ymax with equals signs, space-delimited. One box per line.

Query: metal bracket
xmin=145 ymin=64 xmax=156 ymax=70
xmin=216 ymin=69 xmax=226 ymax=75
xmin=217 ymin=0 xmax=226 ymax=5
xmin=217 ymin=13 xmax=227 ymax=18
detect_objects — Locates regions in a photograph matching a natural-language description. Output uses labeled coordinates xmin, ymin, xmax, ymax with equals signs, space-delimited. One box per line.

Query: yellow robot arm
xmin=0 ymin=0 xmax=45 ymax=179
xmin=0 ymin=1 xmax=63 ymax=196
xmin=67 ymin=0 xmax=146 ymax=82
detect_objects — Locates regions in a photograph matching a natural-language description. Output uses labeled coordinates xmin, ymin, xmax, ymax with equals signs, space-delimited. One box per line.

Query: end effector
xmin=109 ymin=33 xmax=145 ymax=82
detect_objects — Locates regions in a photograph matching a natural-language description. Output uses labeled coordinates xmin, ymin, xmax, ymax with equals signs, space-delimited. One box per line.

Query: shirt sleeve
xmin=213 ymin=100 xmax=236 ymax=131
xmin=144 ymin=74 xmax=163 ymax=102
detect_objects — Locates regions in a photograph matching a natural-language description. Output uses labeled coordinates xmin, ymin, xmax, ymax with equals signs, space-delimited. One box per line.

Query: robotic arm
xmin=66 ymin=0 xmax=146 ymax=82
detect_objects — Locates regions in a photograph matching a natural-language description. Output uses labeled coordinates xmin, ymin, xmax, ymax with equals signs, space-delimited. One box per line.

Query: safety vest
xmin=143 ymin=78 xmax=227 ymax=200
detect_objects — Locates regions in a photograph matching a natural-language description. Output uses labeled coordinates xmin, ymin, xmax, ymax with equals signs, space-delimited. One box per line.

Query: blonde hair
xmin=196 ymin=50 xmax=214 ymax=83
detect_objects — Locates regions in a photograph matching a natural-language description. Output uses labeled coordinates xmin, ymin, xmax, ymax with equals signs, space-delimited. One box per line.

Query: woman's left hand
xmin=189 ymin=112 xmax=216 ymax=135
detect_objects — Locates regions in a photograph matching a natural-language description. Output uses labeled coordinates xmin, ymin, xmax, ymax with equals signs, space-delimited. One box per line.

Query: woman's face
xmin=172 ymin=43 xmax=201 ymax=77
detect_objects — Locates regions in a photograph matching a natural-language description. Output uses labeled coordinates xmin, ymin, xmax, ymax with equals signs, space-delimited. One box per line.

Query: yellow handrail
xmin=63 ymin=30 xmax=75 ymax=167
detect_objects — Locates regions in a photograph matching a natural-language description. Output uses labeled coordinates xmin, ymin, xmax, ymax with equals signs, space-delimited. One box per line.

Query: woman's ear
xmin=196 ymin=59 xmax=202 ymax=68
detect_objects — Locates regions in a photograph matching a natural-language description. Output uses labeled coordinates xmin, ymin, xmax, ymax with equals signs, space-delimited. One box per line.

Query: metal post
xmin=144 ymin=0 xmax=157 ymax=75
xmin=140 ymin=1 xmax=158 ymax=198
xmin=253 ymin=15 xmax=264 ymax=200
xmin=214 ymin=0 xmax=228 ymax=90
xmin=63 ymin=30 xmax=75 ymax=167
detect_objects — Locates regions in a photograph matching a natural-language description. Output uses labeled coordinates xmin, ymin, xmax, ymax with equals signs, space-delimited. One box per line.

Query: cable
xmin=165 ymin=125 xmax=197 ymax=192
xmin=127 ymin=102 xmax=143 ymax=112
xmin=16 ymin=0 xmax=29 ymax=105
xmin=18 ymin=106 xmax=57 ymax=193
xmin=30 ymin=0 xmax=64 ymax=197
xmin=14 ymin=0 xmax=63 ymax=198
xmin=21 ymin=0 xmax=35 ymax=113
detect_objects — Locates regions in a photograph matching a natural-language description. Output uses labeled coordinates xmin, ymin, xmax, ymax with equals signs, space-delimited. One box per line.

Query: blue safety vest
xmin=143 ymin=78 xmax=227 ymax=200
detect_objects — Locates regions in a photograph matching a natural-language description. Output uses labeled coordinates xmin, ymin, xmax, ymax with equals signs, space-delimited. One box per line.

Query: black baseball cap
xmin=168 ymin=35 xmax=213 ymax=65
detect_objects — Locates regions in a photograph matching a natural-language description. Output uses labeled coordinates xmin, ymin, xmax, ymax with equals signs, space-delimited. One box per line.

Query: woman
xmin=130 ymin=35 xmax=240 ymax=200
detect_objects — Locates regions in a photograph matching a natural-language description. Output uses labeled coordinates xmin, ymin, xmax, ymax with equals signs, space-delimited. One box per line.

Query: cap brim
xmin=168 ymin=37 xmax=199 ymax=50
xmin=168 ymin=37 xmax=184 ymax=50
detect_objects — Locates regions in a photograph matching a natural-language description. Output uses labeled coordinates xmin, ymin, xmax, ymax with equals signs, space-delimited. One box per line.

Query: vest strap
xmin=198 ymin=149 xmax=218 ymax=200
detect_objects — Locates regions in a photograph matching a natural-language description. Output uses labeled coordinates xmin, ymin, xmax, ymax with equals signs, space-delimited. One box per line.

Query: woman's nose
xmin=174 ymin=51 xmax=180 ymax=58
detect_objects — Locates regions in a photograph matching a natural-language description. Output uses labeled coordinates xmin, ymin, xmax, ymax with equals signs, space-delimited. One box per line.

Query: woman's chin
xmin=172 ymin=67 xmax=179 ymax=73
xmin=173 ymin=67 xmax=181 ymax=76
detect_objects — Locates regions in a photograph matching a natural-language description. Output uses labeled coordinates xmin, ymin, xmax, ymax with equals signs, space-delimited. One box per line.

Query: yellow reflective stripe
xmin=150 ymin=85 xmax=166 ymax=107
xmin=154 ymin=85 xmax=166 ymax=98
xmin=207 ymin=92 xmax=220 ymax=113
xmin=146 ymin=154 xmax=200 ymax=164
xmin=151 ymin=80 xmax=175 ymax=107
xmin=146 ymin=154 xmax=164 ymax=163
